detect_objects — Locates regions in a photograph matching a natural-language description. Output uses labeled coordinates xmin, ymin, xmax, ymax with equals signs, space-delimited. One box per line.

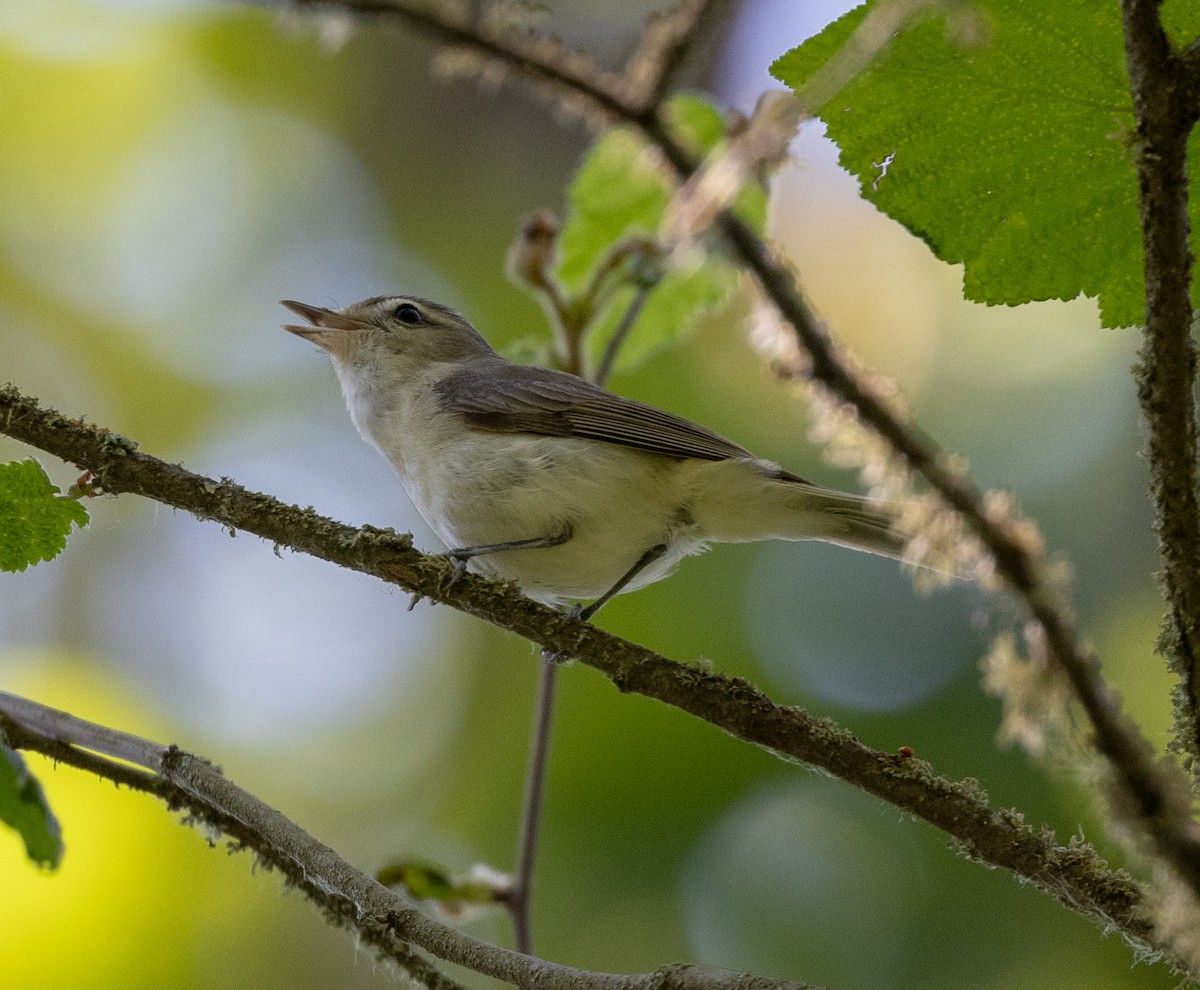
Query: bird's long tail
xmin=695 ymin=463 xmax=911 ymax=561
xmin=794 ymin=484 xmax=969 ymax=580
xmin=690 ymin=460 xmax=970 ymax=574
xmin=792 ymin=485 xmax=909 ymax=560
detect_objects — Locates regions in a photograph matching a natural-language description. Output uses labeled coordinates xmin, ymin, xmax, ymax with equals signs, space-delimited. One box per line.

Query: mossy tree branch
xmin=0 ymin=692 xmax=823 ymax=990
xmin=0 ymin=382 xmax=1166 ymax=963
xmin=1120 ymin=0 xmax=1200 ymax=775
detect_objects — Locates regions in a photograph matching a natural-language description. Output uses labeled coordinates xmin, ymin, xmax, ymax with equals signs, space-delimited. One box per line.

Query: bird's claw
xmin=438 ymin=550 xmax=472 ymax=591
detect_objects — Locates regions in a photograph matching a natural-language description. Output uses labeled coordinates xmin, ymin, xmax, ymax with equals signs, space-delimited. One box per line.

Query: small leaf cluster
xmin=509 ymin=93 xmax=769 ymax=378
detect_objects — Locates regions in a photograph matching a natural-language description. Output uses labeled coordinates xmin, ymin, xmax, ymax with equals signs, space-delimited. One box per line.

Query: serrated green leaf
xmin=0 ymin=459 xmax=89 ymax=572
xmin=0 ymin=742 xmax=63 ymax=869
xmin=771 ymin=1 xmax=1200 ymax=329
xmin=553 ymin=93 xmax=764 ymax=374
xmin=587 ymin=260 xmax=741 ymax=377
xmin=557 ymin=127 xmax=671 ymax=290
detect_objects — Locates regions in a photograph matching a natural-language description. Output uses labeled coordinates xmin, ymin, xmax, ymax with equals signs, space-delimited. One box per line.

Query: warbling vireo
xmin=283 ymin=295 xmax=910 ymax=617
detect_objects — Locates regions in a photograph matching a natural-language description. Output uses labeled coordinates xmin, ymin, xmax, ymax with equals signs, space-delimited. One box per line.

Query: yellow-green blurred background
xmin=0 ymin=1 xmax=1178 ymax=988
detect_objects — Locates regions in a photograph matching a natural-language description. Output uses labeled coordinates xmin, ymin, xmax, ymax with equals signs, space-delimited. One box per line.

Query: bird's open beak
xmin=281 ymin=300 xmax=372 ymax=357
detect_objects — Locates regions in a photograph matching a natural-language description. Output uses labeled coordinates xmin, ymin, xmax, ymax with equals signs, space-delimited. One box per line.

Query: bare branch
xmin=0 ymin=690 xmax=163 ymax=768
xmin=0 ymin=384 xmax=1168 ymax=961
xmin=282 ymin=0 xmax=634 ymax=124
xmin=625 ymin=0 xmax=723 ymax=112
xmin=0 ymin=692 xmax=822 ymax=990
xmin=509 ymin=656 xmax=558 ymax=955
xmin=593 ymin=282 xmax=651 ymax=386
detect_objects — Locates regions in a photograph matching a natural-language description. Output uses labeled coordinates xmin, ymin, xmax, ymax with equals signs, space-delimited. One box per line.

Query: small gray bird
xmin=283 ymin=295 xmax=908 ymax=617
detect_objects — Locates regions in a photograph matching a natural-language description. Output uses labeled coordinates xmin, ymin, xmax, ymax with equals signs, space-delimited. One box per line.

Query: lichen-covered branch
xmin=0 ymin=692 xmax=822 ymax=990
xmin=283 ymin=0 xmax=634 ymax=123
xmin=1120 ymin=0 xmax=1200 ymax=773
xmin=624 ymin=0 xmax=723 ymax=112
xmin=0 ymin=384 xmax=1169 ymax=961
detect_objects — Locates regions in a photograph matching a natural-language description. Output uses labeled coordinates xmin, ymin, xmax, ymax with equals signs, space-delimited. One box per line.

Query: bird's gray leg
xmin=438 ymin=528 xmax=573 ymax=591
xmin=447 ymin=530 xmax=572 ymax=563
xmin=573 ymin=542 xmax=669 ymax=622
xmin=409 ymin=530 xmax=574 ymax=609
xmin=541 ymin=542 xmax=668 ymax=663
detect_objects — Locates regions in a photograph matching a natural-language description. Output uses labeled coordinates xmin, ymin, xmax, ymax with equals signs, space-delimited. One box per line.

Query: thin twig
xmin=508 ymin=255 xmax=664 ymax=952
xmin=0 ymin=690 xmax=163 ymax=767
xmin=506 ymin=196 xmax=673 ymax=951
xmin=626 ymin=0 xmax=724 ymax=112
xmin=0 ymin=692 xmax=822 ymax=990
xmin=1120 ymin=1 xmax=1200 ymax=772
xmin=594 ymin=284 xmax=652 ymax=387
xmin=0 ymin=384 xmax=1167 ymax=961
xmin=508 ymin=656 xmax=559 ymax=954
xmin=284 ymin=0 xmax=635 ymax=122
xmin=512 ymin=279 xmax=652 ymax=951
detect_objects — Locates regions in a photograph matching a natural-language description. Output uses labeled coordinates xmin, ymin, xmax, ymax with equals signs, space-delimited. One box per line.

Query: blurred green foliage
xmin=0 ymin=742 xmax=62 ymax=869
xmin=546 ymin=93 xmax=767 ymax=376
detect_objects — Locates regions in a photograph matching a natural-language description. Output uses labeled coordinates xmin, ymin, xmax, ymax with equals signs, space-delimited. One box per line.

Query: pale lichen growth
xmin=980 ymin=627 xmax=1074 ymax=757
xmin=662 ymin=91 xmax=802 ymax=248
xmin=983 ymin=490 xmax=1047 ymax=566
xmin=1150 ymin=866 xmax=1200 ymax=974
xmin=279 ymin=2 xmax=358 ymax=51
xmin=748 ymin=283 xmax=1095 ymax=765
xmin=430 ymin=2 xmax=623 ymax=129
xmin=747 ymin=291 xmax=987 ymax=589
xmin=479 ymin=0 xmax=552 ymax=35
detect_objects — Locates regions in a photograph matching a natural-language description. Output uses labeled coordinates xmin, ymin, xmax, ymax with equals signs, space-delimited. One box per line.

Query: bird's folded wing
xmin=434 ymin=360 xmax=758 ymax=463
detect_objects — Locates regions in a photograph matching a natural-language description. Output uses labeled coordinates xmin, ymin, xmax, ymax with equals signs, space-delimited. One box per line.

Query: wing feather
xmin=433 ymin=360 xmax=756 ymax=463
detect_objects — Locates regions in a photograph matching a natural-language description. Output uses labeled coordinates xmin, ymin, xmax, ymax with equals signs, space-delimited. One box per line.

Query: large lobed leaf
xmin=771 ymin=1 xmax=1200 ymax=329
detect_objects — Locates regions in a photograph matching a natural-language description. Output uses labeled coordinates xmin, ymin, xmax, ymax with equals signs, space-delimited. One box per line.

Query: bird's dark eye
xmin=393 ymin=303 xmax=424 ymax=325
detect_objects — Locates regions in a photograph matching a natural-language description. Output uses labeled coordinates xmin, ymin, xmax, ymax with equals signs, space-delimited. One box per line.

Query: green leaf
xmin=0 ymin=742 xmax=63 ymax=869
xmin=500 ymin=335 xmax=555 ymax=368
xmin=377 ymin=858 xmax=504 ymax=918
xmin=553 ymin=93 xmax=765 ymax=375
xmin=558 ymin=127 xmax=669 ymax=291
xmin=661 ymin=95 xmax=769 ymax=235
xmin=770 ymin=1 xmax=1200 ymax=329
xmin=585 ymin=262 xmax=741 ymax=376
xmin=0 ymin=459 xmax=89 ymax=572
xmin=559 ymin=93 xmax=767 ymax=288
